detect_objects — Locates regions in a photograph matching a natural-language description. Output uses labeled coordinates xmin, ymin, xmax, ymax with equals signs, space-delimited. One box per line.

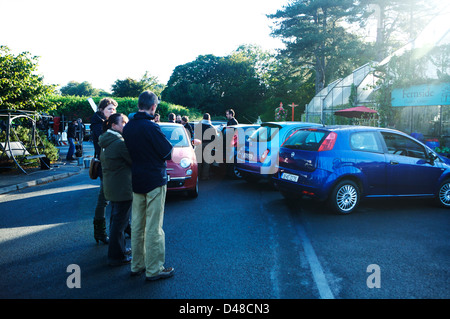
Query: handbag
xmin=89 ymin=158 xmax=101 ymax=180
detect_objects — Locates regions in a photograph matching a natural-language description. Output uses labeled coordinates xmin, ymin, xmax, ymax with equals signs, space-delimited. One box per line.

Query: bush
xmin=47 ymin=95 xmax=202 ymax=123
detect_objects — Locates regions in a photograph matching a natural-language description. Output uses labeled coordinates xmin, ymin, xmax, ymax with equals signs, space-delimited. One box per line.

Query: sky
xmin=0 ymin=0 xmax=288 ymax=92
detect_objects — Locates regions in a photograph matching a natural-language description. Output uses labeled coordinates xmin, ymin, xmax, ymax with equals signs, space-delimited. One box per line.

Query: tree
xmin=0 ymin=46 xmax=56 ymax=111
xmin=162 ymin=54 xmax=265 ymax=120
xmin=60 ymin=81 xmax=97 ymax=97
xmin=112 ymin=72 xmax=165 ymax=97
xmin=268 ymin=0 xmax=374 ymax=94
xmin=355 ymin=0 xmax=438 ymax=61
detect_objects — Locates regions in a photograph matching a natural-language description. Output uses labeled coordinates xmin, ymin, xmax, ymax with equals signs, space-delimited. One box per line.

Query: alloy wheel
xmin=438 ymin=181 xmax=450 ymax=207
xmin=336 ymin=184 xmax=358 ymax=213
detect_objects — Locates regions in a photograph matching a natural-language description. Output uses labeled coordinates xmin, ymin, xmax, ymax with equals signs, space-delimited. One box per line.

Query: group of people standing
xmin=90 ymin=92 xmax=174 ymax=281
xmin=89 ymin=93 xmax=239 ymax=281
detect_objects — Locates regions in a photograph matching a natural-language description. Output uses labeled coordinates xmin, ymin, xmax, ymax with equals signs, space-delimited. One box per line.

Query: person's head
xmin=138 ymin=91 xmax=159 ymax=115
xmin=168 ymin=113 xmax=176 ymax=122
xmin=154 ymin=113 xmax=160 ymax=122
xmin=103 ymin=113 xmax=128 ymax=134
xmin=98 ymin=98 xmax=118 ymax=119
xmin=203 ymin=113 xmax=211 ymax=121
xmin=181 ymin=116 xmax=189 ymax=125
xmin=176 ymin=114 xmax=182 ymax=123
xmin=226 ymin=109 xmax=235 ymax=119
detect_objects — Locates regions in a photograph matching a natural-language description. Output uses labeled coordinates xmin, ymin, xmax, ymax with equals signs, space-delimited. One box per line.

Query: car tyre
xmin=436 ymin=179 xmax=450 ymax=208
xmin=188 ymin=177 xmax=199 ymax=198
xmin=329 ymin=180 xmax=360 ymax=214
xmin=226 ymin=164 xmax=242 ymax=179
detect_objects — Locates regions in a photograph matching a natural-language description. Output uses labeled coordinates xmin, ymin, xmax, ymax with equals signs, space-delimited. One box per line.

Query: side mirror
xmin=428 ymin=151 xmax=438 ymax=163
xmin=192 ymin=139 xmax=202 ymax=146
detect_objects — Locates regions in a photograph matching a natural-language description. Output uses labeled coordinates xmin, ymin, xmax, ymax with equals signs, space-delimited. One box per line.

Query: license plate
xmin=281 ymin=172 xmax=299 ymax=182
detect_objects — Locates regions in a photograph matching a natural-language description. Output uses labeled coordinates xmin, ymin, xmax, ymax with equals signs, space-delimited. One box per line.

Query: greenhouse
xmin=304 ymin=7 xmax=450 ymax=148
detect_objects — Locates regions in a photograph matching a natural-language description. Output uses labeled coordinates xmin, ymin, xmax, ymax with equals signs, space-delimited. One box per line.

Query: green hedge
xmin=47 ymin=95 xmax=202 ymax=123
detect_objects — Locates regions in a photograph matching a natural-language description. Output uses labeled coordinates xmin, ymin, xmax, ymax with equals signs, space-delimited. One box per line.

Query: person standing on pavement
xmin=226 ymin=109 xmax=238 ymax=126
xmin=122 ymin=91 xmax=175 ymax=281
xmin=66 ymin=119 xmax=78 ymax=161
xmin=91 ymin=98 xmax=117 ymax=244
xmin=99 ymin=113 xmax=132 ymax=266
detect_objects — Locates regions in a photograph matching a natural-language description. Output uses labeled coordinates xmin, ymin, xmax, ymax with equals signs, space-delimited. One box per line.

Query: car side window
xmin=350 ymin=132 xmax=383 ymax=153
xmin=381 ymin=132 xmax=427 ymax=159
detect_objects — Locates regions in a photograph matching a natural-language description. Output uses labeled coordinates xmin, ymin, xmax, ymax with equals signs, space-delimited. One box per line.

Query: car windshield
xmin=160 ymin=126 xmax=190 ymax=147
xmin=248 ymin=126 xmax=278 ymax=143
xmin=283 ymin=129 xmax=327 ymax=150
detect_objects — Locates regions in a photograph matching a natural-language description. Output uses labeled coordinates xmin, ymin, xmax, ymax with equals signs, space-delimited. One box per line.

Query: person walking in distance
xmin=123 ymin=91 xmax=175 ymax=281
xmin=91 ymin=97 xmax=117 ymax=244
xmin=98 ymin=113 xmax=132 ymax=266
xmin=66 ymin=119 xmax=78 ymax=161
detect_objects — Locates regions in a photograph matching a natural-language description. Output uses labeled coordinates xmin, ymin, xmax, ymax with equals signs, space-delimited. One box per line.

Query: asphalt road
xmin=0 ymin=166 xmax=448 ymax=301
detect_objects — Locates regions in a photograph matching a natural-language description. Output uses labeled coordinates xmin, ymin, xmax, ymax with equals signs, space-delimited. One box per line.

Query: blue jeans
xmin=108 ymin=200 xmax=132 ymax=262
xmin=66 ymin=137 xmax=75 ymax=160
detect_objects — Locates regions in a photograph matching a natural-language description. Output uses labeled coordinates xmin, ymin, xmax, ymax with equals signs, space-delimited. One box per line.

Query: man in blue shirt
xmin=123 ymin=91 xmax=174 ymax=281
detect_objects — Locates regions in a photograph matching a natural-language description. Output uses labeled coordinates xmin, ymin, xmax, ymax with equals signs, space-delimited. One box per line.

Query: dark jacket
xmin=196 ymin=119 xmax=218 ymax=145
xmin=90 ymin=111 xmax=106 ymax=159
xmin=227 ymin=117 xmax=238 ymax=126
xmin=122 ymin=111 xmax=173 ymax=194
xmin=98 ymin=129 xmax=132 ymax=202
xmin=184 ymin=123 xmax=194 ymax=140
xmin=67 ymin=122 xmax=77 ymax=139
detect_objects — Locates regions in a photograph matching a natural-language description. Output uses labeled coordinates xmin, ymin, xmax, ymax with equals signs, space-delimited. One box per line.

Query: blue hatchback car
xmin=273 ymin=126 xmax=450 ymax=214
xmin=235 ymin=121 xmax=321 ymax=181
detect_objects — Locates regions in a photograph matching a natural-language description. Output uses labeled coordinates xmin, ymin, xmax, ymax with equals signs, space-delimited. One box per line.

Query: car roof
xmin=260 ymin=121 xmax=322 ymax=129
xmin=300 ymin=125 xmax=413 ymax=137
xmin=158 ymin=122 xmax=184 ymax=126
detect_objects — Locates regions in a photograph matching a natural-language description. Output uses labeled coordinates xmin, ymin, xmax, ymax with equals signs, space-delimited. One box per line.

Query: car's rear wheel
xmin=437 ymin=180 xmax=450 ymax=208
xmin=329 ymin=180 xmax=360 ymax=214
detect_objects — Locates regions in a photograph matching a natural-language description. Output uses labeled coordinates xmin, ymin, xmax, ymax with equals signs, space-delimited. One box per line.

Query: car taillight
xmin=318 ymin=132 xmax=337 ymax=152
xmin=260 ymin=149 xmax=270 ymax=162
xmin=230 ymin=133 xmax=238 ymax=147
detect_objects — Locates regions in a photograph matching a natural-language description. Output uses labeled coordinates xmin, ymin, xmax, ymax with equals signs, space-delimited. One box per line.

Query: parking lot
xmin=0 ymin=163 xmax=448 ymax=300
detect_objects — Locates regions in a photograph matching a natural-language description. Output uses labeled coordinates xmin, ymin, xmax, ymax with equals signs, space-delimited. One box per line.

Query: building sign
xmin=391 ymin=83 xmax=450 ymax=107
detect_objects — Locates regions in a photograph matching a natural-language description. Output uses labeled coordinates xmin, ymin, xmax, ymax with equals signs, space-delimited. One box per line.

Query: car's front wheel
xmin=437 ymin=180 xmax=450 ymax=208
xmin=188 ymin=177 xmax=199 ymax=198
xmin=329 ymin=180 xmax=360 ymax=214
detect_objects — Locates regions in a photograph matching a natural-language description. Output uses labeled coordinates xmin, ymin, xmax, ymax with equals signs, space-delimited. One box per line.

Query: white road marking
xmin=294 ymin=222 xmax=335 ymax=299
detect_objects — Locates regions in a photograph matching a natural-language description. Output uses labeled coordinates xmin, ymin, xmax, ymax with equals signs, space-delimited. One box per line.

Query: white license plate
xmin=281 ymin=172 xmax=299 ymax=182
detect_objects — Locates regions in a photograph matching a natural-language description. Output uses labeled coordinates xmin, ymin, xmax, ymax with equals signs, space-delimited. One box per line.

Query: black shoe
xmin=108 ymin=256 xmax=132 ymax=267
xmin=93 ymin=219 xmax=109 ymax=244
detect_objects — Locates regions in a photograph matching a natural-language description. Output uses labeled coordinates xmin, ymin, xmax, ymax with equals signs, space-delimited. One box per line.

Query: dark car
xmin=235 ymin=122 xmax=321 ymax=182
xmin=216 ymin=123 xmax=260 ymax=178
xmin=273 ymin=126 xmax=450 ymax=214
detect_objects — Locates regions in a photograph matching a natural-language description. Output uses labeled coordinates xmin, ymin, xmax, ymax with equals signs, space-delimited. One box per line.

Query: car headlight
xmin=180 ymin=158 xmax=192 ymax=168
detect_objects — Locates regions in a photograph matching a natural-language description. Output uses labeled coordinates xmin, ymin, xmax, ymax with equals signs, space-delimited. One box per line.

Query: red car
xmin=159 ymin=123 xmax=200 ymax=198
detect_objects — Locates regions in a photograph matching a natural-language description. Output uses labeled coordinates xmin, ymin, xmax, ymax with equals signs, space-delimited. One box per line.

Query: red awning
xmin=334 ymin=106 xmax=378 ymax=118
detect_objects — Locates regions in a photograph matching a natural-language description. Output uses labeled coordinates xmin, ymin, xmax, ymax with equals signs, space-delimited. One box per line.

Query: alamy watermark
xmin=366 ymin=264 xmax=381 ymax=289
xmin=66 ymin=264 xmax=81 ymax=288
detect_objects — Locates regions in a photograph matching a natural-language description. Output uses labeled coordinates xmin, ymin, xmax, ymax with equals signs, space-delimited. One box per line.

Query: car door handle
xmin=390 ymin=160 xmax=399 ymax=165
